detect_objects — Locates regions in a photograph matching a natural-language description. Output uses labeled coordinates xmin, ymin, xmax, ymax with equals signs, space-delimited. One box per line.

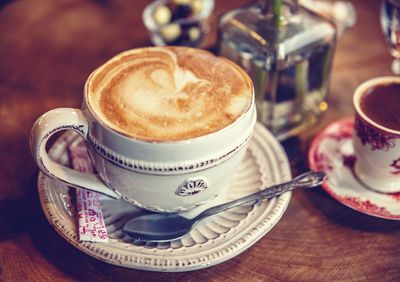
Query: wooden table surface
xmin=1 ymin=0 xmax=400 ymax=281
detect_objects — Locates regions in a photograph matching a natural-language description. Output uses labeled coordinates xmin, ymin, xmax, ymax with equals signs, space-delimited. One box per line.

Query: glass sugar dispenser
xmin=218 ymin=0 xmax=337 ymax=140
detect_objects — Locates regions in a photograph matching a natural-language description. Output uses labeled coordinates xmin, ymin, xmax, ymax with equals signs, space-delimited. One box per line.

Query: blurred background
xmin=0 ymin=1 xmax=398 ymax=281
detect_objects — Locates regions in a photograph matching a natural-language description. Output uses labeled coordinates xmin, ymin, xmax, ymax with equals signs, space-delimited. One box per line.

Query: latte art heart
xmin=87 ymin=47 xmax=253 ymax=141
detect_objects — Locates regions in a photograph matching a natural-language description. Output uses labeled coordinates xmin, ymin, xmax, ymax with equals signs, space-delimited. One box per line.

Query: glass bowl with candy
xmin=143 ymin=0 xmax=214 ymax=47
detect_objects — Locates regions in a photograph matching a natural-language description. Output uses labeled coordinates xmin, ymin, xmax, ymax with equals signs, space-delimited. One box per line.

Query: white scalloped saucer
xmin=38 ymin=123 xmax=292 ymax=272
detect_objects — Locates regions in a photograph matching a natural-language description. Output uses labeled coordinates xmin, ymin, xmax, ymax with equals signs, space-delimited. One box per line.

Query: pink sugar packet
xmin=68 ymin=138 xmax=109 ymax=243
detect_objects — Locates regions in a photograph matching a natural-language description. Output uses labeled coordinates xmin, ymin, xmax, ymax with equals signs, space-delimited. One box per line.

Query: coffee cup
xmin=352 ymin=76 xmax=400 ymax=193
xmin=30 ymin=46 xmax=256 ymax=212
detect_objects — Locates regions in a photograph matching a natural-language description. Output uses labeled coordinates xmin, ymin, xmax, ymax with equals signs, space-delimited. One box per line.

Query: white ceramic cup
xmin=30 ymin=51 xmax=256 ymax=213
xmin=352 ymin=76 xmax=400 ymax=193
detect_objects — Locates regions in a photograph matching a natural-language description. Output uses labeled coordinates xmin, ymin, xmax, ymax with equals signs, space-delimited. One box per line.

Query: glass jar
xmin=218 ymin=0 xmax=337 ymax=140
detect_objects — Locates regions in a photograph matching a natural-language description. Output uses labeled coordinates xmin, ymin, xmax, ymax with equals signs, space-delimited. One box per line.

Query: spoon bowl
xmin=126 ymin=213 xmax=193 ymax=242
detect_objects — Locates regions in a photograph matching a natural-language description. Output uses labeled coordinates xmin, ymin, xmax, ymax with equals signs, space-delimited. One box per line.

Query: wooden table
xmin=1 ymin=0 xmax=399 ymax=281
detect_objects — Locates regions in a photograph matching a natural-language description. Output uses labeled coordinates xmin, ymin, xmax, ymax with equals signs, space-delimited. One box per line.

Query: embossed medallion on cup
xmin=30 ymin=46 xmax=256 ymax=212
xmin=352 ymin=76 xmax=400 ymax=193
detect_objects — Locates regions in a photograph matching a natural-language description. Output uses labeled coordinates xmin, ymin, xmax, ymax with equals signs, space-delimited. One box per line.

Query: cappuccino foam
xmin=87 ymin=47 xmax=253 ymax=141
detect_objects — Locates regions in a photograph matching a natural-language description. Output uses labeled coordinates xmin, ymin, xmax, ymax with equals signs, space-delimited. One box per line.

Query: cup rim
xmin=353 ymin=76 xmax=400 ymax=135
xmin=83 ymin=47 xmax=255 ymax=145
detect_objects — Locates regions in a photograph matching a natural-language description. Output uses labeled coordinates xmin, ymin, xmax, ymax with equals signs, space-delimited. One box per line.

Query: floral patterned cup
xmin=353 ymin=76 xmax=400 ymax=193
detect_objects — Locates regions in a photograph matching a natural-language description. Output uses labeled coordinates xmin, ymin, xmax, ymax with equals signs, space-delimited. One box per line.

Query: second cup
xmin=352 ymin=76 xmax=400 ymax=193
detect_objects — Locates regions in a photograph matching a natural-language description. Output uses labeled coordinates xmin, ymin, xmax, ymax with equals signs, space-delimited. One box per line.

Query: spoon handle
xmin=195 ymin=171 xmax=326 ymax=221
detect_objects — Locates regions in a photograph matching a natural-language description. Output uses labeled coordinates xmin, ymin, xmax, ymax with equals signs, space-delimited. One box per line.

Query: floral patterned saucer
xmin=308 ymin=118 xmax=400 ymax=220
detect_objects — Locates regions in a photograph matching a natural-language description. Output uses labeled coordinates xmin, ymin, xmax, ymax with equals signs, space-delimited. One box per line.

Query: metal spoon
xmin=123 ymin=171 xmax=326 ymax=242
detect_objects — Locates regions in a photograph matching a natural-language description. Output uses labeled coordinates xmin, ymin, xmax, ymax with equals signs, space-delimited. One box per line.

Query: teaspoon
xmin=123 ymin=171 xmax=326 ymax=242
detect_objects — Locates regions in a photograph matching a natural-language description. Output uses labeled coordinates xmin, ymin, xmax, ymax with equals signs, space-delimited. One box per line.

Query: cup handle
xmin=30 ymin=108 xmax=121 ymax=199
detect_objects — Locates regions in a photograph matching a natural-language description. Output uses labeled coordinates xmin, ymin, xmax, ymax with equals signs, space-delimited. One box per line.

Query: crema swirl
xmin=87 ymin=47 xmax=253 ymax=141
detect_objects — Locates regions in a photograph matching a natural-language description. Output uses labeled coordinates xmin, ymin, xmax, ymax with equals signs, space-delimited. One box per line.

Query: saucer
xmin=309 ymin=118 xmax=400 ymax=220
xmin=38 ymin=122 xmax=292 ymax=272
